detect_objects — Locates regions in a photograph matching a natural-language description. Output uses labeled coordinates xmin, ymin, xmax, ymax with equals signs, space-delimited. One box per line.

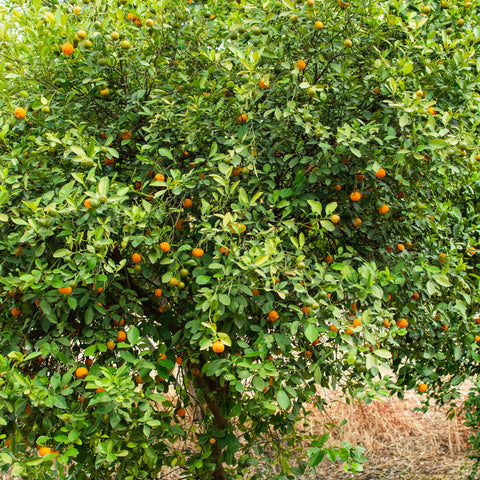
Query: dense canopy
xmin=0 ymin=0 xmax=479 ymax=478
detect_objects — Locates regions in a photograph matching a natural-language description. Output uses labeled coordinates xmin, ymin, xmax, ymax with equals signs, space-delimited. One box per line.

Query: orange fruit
xmin=75 ymin=367 xmax=88 ymax=379
xmin=73 ymin=6 xmax=81 ymax=14
xmin=325 ymin=255 xmax=333 ymax=264
xmin=135 ymin=375 xmax=144 ymax=384
xmin=117 ymin=331 xmax=127 ymax=342
xmin=356 ymin=171 xmax=365 ymax=181
xmin=297 ymin=59 xmax=306 ymax=71
xmin=343 ymin=39 xmax=353 ymax=48
xmin=350 ymin=191 xmax=362 ymax=202
xmin=175 ymin=356 xmax=183 ymax=365
xmin=397 ymin=244 xmax=405 ymax=252
xmin=301 ymin=306 xmax=311 ymax=315
xmin=169 ymin=277 xmax=179 ymax=287
xmin=427 ymin=106 xmax=436 ymax=115
xmin=331 ymin=214 xmax=340 ymax=224
xmin=376 ymin=168 xmax=386 ymax=179
xmin=379 ymin=204 xmax=389 ymax=214
xmin=412 ymin=292 xmax=419 ymax=300
xmin=104 ymin=157 xmax=114 ymax=166
xmin=11 ymin=307 xmax=21 ymax=317
xmin=212 ymin=341 xmax=225 ymax=353
xmin=329 ymin=324 xmax=338 ymax=333
xmin=62 ymin=43 xmax=74 ymax=55
xmin=84 ymin=198 xmax=92 ymax=209
xmin=14 ymin=107 xmax=26 ymax=119
xmin=383 ymin=318 xmax=391 ymax=328
xmin=258 ymin=78 xmax=269 ymax=89
xmin=132 ymin=253 xmax=141 ymax=263
xmin=252 ymin=289 xmax=260 ymax=296
xmin=192 ymin=248 xmax=204 ymax=257
xmin=175 ymin=218 xmax=185 ymax=230
xmin=238 ymin=113 xmax=248 ymax=122
xmin=418 ymin=383 xmax=428 ymax=393
xmin=96 ymin=388 xmax=106 ymax=392
xmin=155 ymin=288 xmax=162 ymax=297
xmin=314 ymin=20 xmax=323 ymax=29
xmin=38 ymin=446 xmax=58 ymax=457
xmin=305 ymin=350 xmax=312 ymax=358
xmin=268 ymin=310 xmax=279 ymax=322
xmin=100 ymin=88 xmax=109 ymax=97
xmin=312 ymin=339 xmax=320 ymax=346
xmin=121 ymin=129 xmax=131 ymax=140
xmin=158 ymin=353 xmax=167 ymax=360
xmin=86 ymin=358 xmax=93 ymax=368
xmin=154 ymin=173 xmax=165 ymax=181
xmin=176 ymin=408 xmax=186 ymax=417
xmin=160 ymin=242 xmax=170 ymax=253
xmin=396 ymin=318 xmax=408 ymax=328
xmin=352 ymin=218 xmax=362 ymax=227
xmin=113 ymin=318 xmax=125 ymax=327
xmin=106 ymin=340 xmax=115 ymax=350
xmin=209 ymin=437 xmax=216 ymax=444
xmin=183 ymin=198 xmax=193 ymax=208
xmin=352 ymin=318 xmax=362 ymax=328
xmin=58 ymin=287 xmax=72 ymax=295
xmin=345 ymin=327 xmax=354 ymax=335
xmin=335 ymin=184 xmax=342 ymax=191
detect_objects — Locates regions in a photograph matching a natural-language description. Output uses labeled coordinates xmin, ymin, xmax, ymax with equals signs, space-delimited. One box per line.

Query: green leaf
xmin=426 ymin=280 xmax=437 ymax=296
xmin=373 ymin=349 xmax=391 ymax=359
xmin=403 ymin=61 xmax=413 ymax=75
xmin=84 ymin=344 xmax=96 ymax=356
xmin=399 ymin=114 xmax=410 ymax=127
xmin=0 ymin=452 xmax=12 ymax=464
xmin=371 ymin=284 xmax=383 ymax=299
xmin=365 ymin=354 xmax=377 ymax=370
xmin=98 ymin=177 xmax=109 ymax=196
xmin=127 ymin=326 xmax=140 ymax=345
xmin=304 ymin=324 xmax=318 ymax=343
xmin=325 ymin=202 xmax=337 ymax=215
xmin=320 ymin=220 xmax=335 ymax=232
xmin=120 ymin=351 xmax=136 ymax=363
xmin=196 ymin=275 xmax=211 ymax=285
xmin=53 ymin=249 xmax=70 ymax=258
xmin=217 ymin=332 xmax=231 ymax=346
xmin=157 ymin=148 xmax=173 ymax=160
xmin=238 ymin=187 xmax=248 ymax=205
xmin=58 ymin=181 xmax=74 ymax=201
xmin=252 ymin=375 xmax=265 ymax=391
xmin=433 ymin=275 xmax=451 ymax=287
xmin=254 ymin=255 xmax=269 ymax=266
xmin=219 ymin=294 xmax=231 ymax=306
xmin=307 ymin=200 xmax=322 ymax=215
xmin=276 ymin=389 xmax=290 ymax=409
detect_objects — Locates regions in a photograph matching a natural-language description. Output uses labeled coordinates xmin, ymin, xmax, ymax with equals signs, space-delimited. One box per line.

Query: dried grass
xmin=299 ymin=387 xmax=473 ymax=480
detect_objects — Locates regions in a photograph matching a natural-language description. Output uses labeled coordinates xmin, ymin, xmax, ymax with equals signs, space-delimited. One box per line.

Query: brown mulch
xmin=300 ymin=387 xmax=473 ymax=480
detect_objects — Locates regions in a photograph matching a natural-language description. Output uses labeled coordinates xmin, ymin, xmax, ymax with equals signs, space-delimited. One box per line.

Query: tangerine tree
xmin=0 ymin=0 xmax=479 ymax=479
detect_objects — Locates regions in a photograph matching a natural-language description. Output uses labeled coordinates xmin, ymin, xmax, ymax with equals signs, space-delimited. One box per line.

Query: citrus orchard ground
xmin=0 ymin=0 xmax=479 ymax=479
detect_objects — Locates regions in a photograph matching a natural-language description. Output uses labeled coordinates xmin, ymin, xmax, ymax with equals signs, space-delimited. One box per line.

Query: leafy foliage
xmin=0 ymin=0 xmax=479 ymax=478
